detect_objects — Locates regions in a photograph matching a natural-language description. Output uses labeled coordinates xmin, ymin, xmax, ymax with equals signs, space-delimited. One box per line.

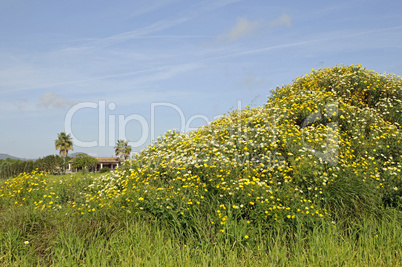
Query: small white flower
xmin=24 ymin=241 xmax=29 ymax=245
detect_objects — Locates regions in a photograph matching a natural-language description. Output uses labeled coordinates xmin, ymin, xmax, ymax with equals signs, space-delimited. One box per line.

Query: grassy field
xmin=1 ymin=174 xmax=401 ymax=266
xmin=1 ymin=65 xmax=401 ymax=266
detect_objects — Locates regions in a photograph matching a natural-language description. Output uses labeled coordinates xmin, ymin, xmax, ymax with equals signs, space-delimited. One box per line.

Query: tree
xmin=0 ymin=160 xmax=35 ymax=179
xmin=35 ymin=155 xmax=64 ymax=174
xmin=55 ymin=132 xmax=73 ymax=172
xmin=114 ymin=140 xmax=132 ymax=161
xmin=71 ymin=154 xmax=98 ymax=172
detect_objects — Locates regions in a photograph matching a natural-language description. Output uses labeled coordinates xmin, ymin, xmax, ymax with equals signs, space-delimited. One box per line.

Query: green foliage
xmin=0 ymin=160 xmax=36 ymax=179
xmin=55 ymin=132 xmax=73 ymax=158
xmin=0 ymin=155 xmax=66 ymax=179
xmin=0 ymin=65 xmax=401 ymax=264
xmin=71 ymin=154 xmax=98 ymax=171
xmin=99 ymin=167 xmax=111 ymax=173
xmin=34 ymin=155 xmax=64 ymax=174
xmin=0 ymin=158 xmax=20 ymax=170
xmin=0 ymin=196 xmax=401 ymax=265
xmin=55 ymin=132 xmax=73 ymax=173
xmin=78 ymin=65 xmax=401 ymax=234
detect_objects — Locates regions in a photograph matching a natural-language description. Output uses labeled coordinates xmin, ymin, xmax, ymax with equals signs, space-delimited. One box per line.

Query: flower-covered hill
xmin=84 ymin=65 xmax=402 ymax=229
xmin=3 ymin=65 xmax=400 ymax=234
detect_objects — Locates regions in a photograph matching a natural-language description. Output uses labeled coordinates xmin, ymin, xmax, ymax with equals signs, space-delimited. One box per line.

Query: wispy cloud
xmin=37 ymin=91 xmax=74 ymax=109
xmin=1 ymin=62 xmax=201 ymax=97
xmin=201 ymin=0 xmax=244 ymax=12
xmin=14 ymin=98 xmax=29 ymax=111
xmin=0 ymin=0 xmax=244 ymax=99
xmin=217 ymin=17 xmax=262 ymax=43
xmin=63 ymin=17 xmax=189 ymax=51
xmin=126 ymin=0 xmax=180 ymax=19
xmin=268 ymin=13 xmax=291 ymax=29
xmin=216 ymin=13 xmax=291 ymax=43
xmin=214 ymin=25 xmax=402 ymax=59
xmin=241 ymin=75 xmax=265 ymax=91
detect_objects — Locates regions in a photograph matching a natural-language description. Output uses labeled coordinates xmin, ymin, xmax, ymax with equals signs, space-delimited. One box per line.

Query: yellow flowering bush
xmin=1 ymin=65 xmax=401 ymax=236
xmin=81 ymin=65 xmax=401 ymax=230
xmin=0 ymin=170 xmax=49 ymax=208
xmin=0 ymin=170 xmax=92 ymax=212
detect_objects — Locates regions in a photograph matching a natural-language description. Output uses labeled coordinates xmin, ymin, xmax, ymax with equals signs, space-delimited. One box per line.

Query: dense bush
xmin=35 ymin=155 xmax=65 ymax=174
xmin=1 ymin=65 xmax=401 ymax=265
xmin=71 ymin=154 xmax=98 ymax=172
xmin=81 ymin=65 xmax=401 ymax=233
xmin=0 ymin=159 xmax=35 ymax=179
xmin=0 ymin=155 xmax=67 ymax=179
xmin=99 ymin=167 xmax=111 ymax=173
xmin=1 ymin=64 xmax=401 ymax=239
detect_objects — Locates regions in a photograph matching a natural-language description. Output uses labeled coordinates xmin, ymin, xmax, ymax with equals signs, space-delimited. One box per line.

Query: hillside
xmin=69 ymin=152 xmax=89 ymax=158
xmin=1 ymin=64 xmax=401 ymax=265
xmin=0 ymin=152 xmax=89 ymax=161
xmin=0 ymin=154 xmax=25 ymax=160
xmin=84 ymin=64 xmax=401 ymax=226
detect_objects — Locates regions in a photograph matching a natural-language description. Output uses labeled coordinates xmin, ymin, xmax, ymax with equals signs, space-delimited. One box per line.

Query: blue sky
xmin=1 ymin=0 xmax=402 ymax=159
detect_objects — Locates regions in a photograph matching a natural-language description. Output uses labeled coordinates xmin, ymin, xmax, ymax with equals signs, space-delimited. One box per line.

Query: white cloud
xmin=216 ymin=13 xmax=291 ymax=43
xmin=217 ymin=17 xmax=261 ymax=43
xmin=214 ymin=25 xmax=402 ymax=60
xmin=37 ymin=91 xmax=74 ymax=109
xmin=241 ymin=76 xmax=265 ymax=91
xmin=268 ymin=13 xmax=291 ymax=29
xmin=15 ymin=98 xmax=29 ymax=111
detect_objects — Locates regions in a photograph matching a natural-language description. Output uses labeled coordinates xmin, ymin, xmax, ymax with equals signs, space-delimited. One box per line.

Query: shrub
xmin=1 ymin=65 xmax=401 ymax=240
xmin=81 ymin=65 xmax=401 ymax=234
xmin=99 ymin=167 xmax=111 ymax=173
xmin=72 ymin=155 xmax=98 ymax=171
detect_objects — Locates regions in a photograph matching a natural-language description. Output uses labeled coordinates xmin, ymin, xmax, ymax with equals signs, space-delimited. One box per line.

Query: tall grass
xmin=1 ymin=201 xmax=401 ymax=266
xmin=1 ymin=65 xmax=402 ymax=265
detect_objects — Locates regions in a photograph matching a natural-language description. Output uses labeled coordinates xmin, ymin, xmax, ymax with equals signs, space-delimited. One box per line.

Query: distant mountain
xmin=69 ymin=152 xmax=89 ymax=158
xmin=0 ymin=152 xmax=91 ymax=161
xmin=0 ymin=153 xmax=26 ymax=161
xmin=0 ymin=152 xmax=93 ymax=161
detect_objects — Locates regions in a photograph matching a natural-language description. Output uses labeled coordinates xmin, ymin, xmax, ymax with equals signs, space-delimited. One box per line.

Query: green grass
xmin=0 ymin=199 xmax=401 ymax=266
xmin=1 ymin=171 xmax=401 ymax=266
xmin=1 ymin=65 xmax=402 ymax=265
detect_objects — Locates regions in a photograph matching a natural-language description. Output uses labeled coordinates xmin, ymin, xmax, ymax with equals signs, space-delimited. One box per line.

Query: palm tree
xmin=55 ymin=132 xmax=73 ymax=171
xmin=114 ymin=140 xmax=132 ymax=161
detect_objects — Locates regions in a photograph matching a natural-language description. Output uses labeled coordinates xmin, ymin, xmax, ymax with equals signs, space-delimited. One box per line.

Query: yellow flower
xmin=244 ymin=235 xmax=249 ymax=239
